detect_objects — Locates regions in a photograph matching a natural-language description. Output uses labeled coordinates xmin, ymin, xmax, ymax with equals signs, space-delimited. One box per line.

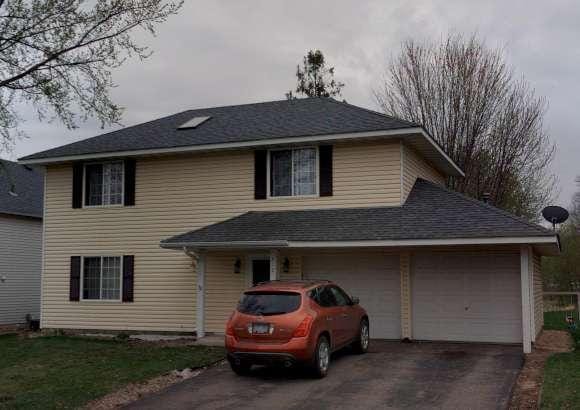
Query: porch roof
xmin=160 ymin=179 xmax=559 ymax=254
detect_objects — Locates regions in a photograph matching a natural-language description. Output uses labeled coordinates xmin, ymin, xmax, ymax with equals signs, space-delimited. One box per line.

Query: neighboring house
xmin=19 ymin=98 xmax=558 ymax=353
xmin=0 ymin=159 xmax=43 ymax=326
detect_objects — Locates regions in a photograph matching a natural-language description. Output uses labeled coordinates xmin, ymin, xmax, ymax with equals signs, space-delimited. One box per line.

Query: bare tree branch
xmin=374 ymin=34 xmax=556 ymax=221
xmin=0 ymin=0 xmax=183 ymax=153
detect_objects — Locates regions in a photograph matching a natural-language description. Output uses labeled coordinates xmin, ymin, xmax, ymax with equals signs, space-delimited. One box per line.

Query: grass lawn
xmin=0 ymin=334 xmax=224 ymax=409
xmin=541 ymin=311 xmax=580 ymax=409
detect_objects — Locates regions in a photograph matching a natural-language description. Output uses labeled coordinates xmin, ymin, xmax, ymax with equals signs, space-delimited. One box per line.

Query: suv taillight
xmin=226 ymin=313 xmax=235 ymax=336
xmin=292 ymin=315 xmax=313 ymax=338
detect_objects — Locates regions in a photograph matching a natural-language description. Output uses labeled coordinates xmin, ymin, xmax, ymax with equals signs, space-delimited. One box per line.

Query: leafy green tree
xmin=0 ymin=0 xmax=183 ymax=153
xmin=287 ymin=50 xmax=344 ymax=99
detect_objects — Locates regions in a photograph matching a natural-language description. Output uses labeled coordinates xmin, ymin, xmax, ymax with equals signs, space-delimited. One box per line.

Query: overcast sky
xmin=3 ymin=0 xmax=578 ymax=207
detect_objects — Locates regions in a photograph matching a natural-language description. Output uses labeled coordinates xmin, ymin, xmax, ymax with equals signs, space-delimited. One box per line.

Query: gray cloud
xmin=3 ymin=0 xmax=578 ymax=207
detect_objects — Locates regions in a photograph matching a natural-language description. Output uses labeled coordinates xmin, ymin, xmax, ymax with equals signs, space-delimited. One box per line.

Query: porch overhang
xmin=161 ymin=236 xmax=560 ymax=255
xmin=160 ymin=179 xmax=560 ymax=256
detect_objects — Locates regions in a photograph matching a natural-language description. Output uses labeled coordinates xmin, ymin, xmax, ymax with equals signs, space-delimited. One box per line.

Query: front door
xmin=252 ymin=259 xmax=270 ymax=286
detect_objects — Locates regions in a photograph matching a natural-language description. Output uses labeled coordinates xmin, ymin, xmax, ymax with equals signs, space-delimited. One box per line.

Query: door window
xmin=329 ymin=286 xmax=350 ymax=306
xmin=329 ymin=286 xmax=352 ymax=306
xmin=252 ymin=259 xmax=270 ymax=286
xmin=310 ymin=286 xmax=337 ymax=307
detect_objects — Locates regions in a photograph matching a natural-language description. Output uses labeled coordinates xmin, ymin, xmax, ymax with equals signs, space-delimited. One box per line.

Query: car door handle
xmin=326 ymin=316 xmax=333 ymax=321
xmin=341 ymin=314 xmax=349 ymax=318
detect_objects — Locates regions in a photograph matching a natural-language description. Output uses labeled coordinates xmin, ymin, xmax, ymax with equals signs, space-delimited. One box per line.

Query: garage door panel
xmin=412 ymin=251 xmax=522 ymax=343
xmin=303 ymin=253 xmax=400 ymax=339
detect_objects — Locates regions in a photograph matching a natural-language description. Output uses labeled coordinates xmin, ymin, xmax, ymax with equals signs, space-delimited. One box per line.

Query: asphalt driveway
xmin=126 ymin=341 xmax=522 ymax=410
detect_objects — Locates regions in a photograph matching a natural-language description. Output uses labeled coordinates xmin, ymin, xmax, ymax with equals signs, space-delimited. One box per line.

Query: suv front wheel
xmin=352 ymin=318 xmax=370 ymax=354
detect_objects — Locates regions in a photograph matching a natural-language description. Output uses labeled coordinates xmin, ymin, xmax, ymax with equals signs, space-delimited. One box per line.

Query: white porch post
xmin=520 ymin=245 xmax=532 ymax=354
xmin=529 ymin=251 xmax=536 ymax=342
xmin=270 ymin=250 xmax=279 ymax=281
xmin=196 ymin=252 xmax=206 ymax=338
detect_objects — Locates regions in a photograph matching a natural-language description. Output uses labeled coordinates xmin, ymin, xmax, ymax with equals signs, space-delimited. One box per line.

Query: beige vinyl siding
xmin=533 ymin=251 xmax=543 ymax=337
xmin=204 ymin=251 xmax=302 ymax=333
xmin=0 ymin=214 xmax=42 ymax=324
xmin=402 ymin=144 xmax=446 ymax=202
xmin=42 ymin=141 xmax=401 ymax=332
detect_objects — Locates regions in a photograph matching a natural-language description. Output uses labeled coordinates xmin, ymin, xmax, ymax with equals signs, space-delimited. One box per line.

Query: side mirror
xmin=351 ymin=296 xmax=360 ymax=305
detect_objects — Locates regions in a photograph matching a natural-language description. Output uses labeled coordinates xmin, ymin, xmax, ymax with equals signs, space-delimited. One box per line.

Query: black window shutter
xmin=72 ymin=163 xmax=84 ymax=208
xmin=254 ymin=150 xmax=267 ymax=200
xmin=122 ymin=255 xmax=134 ymax=302
xmin=70 ymin=256 xmax=81 ymax=301
xmin=124 ymin=159 xmax=136 ymax=206
xmin=319 ymin=145 xmax=333 ymax=197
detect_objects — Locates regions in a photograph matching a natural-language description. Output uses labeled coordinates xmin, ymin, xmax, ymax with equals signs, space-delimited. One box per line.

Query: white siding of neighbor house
xmin=402 ymin=144 xmax=446 ymax=202
xmin=533 ymin=251 xmax=543 ymax=337
xmin=0 ymin=214 xmax=42 ymax=325
xmin=41 ymin=141 xmax=403 ymax=332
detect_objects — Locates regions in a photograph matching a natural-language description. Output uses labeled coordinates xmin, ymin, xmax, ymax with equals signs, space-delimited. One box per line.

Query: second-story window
xmin=270 ymin=147 xmax=317 ymax=197
xmin=85 ymin=161 xmax=124 ymax=206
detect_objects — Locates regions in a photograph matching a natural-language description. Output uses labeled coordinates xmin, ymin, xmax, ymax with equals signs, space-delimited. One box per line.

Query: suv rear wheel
xmin=311 ymin=335 xmax=330 ymax=378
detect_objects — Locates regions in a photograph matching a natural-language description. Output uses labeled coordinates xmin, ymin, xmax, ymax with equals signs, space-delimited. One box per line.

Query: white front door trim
xmin=196 ymin=252 xmax=206 ymax=338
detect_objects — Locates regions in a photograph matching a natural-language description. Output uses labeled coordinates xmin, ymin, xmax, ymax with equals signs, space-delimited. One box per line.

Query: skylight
xmin=178 ymin=116 xmax=211 ymax=130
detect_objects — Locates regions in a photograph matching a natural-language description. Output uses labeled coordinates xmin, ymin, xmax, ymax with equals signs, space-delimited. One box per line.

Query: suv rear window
xmin=237 ymin=291 xmax=301 ymax=316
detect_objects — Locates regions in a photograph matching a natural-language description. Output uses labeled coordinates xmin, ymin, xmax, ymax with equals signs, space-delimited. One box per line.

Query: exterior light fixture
xmin=282 ymin=257 xmax=290 ymax=273
xmin=234 ymin=257 xmax=242 ymax=274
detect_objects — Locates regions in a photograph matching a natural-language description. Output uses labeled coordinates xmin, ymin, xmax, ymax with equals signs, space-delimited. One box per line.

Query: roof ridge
xmin=326 ymin=98 xmax=419 ymax=128
xmin=180 ymin=96 xmax=324 ymax=112
xmin=414 ymin=178 xmax=552 ymax=234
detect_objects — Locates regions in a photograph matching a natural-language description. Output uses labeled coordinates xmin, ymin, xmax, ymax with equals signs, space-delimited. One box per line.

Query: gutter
xmin=18 ymin=127 xmax=464 ymax=178
xmin=160 ymin=235 xmax=559 ymax=251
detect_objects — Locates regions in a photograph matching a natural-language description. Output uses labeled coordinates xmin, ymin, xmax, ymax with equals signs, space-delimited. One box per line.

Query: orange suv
xmin=225 ymin=280 xmax=369 ymax=378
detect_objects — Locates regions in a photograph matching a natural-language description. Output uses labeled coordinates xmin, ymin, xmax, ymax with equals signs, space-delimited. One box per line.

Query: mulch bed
xmin=508 ymin=330 xmax=573 ymax=409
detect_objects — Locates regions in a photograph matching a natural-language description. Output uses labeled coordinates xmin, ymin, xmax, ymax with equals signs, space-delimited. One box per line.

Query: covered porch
xmin=160 ymin=181 xmax=560 ymax=353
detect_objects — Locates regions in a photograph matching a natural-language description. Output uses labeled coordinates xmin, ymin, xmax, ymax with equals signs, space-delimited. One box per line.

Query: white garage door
xmin=303 ymin=252 xmax=401 ymax=339
xmin=412 ymin=251 xmax=522 ymax=343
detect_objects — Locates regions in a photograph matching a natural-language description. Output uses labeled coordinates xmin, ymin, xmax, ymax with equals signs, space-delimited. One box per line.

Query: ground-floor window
xmin=82 ymin=256 xmax=122 ymax=300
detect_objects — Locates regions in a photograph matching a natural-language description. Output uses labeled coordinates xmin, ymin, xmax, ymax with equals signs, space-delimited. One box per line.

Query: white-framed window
xmin=84 ymin=161 xmax=124 ymax=206
xmin=81 ymin=256 xmax=122 ymax=301
xmin=269 ymin=147 xmax=318 ymax=197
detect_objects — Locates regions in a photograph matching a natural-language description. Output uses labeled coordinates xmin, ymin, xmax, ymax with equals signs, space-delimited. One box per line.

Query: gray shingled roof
xmin=161 ymin=179 xmax=554 ymax=247
xmin=20 ymin=98 xmax=417 ymax=161
xmin=0 ymin=160 xmax=44 ymax=218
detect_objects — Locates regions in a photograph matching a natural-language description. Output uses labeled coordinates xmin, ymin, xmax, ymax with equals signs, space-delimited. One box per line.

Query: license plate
xmin=251 ymin=323 xmax=270 ymax=334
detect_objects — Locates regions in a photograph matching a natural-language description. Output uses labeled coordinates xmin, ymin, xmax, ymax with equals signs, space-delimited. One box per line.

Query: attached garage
xmin=303 ymin=252 xmax=401 ymax=339
xmin=411 ymin=251 xmax=522 ymax=343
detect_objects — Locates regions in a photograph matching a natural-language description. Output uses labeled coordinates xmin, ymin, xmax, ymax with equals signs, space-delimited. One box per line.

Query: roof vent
xmin=177 ymin=116 xmax=211 ymax=130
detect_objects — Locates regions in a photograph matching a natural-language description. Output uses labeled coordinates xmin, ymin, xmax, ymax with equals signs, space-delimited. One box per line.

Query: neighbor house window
xmin=82 ymin=256 xmax=122 ymax=300
xmin=270 ymin=148 xmax=317 ymax=197
xmin=84 ymin=162 xmax=124 ymax=206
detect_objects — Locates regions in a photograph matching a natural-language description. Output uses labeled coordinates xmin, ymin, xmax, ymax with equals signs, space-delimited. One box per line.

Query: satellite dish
xmin=542 ymin=206 xmax=569 ymax=230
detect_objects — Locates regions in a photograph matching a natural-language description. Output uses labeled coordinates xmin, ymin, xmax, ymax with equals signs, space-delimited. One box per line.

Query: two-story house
xmin=20 ymin=98 xmax=558 ymax=353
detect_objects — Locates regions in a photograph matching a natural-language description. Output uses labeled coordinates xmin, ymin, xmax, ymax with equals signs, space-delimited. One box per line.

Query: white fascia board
xmin=418 ymin=129 xmax=465 ymax=177
xmin=20 ymin=126 xmax=465 ymax=177
xmin=160 ymin=240 xmax=290 ymax=250
xmin=287 ymin=236 xmax=559 ymax=248
xmin=19 ymin=129 xmax=421 ymax=164
xmin=160 ymin=236 xmax=558 ymax=251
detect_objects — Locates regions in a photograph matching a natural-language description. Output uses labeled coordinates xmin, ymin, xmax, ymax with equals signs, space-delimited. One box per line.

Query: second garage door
xmin=303 ymin=252 xmax=401 ymax=339
xmin=412 ymin=251 xmax=522 ymax=343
